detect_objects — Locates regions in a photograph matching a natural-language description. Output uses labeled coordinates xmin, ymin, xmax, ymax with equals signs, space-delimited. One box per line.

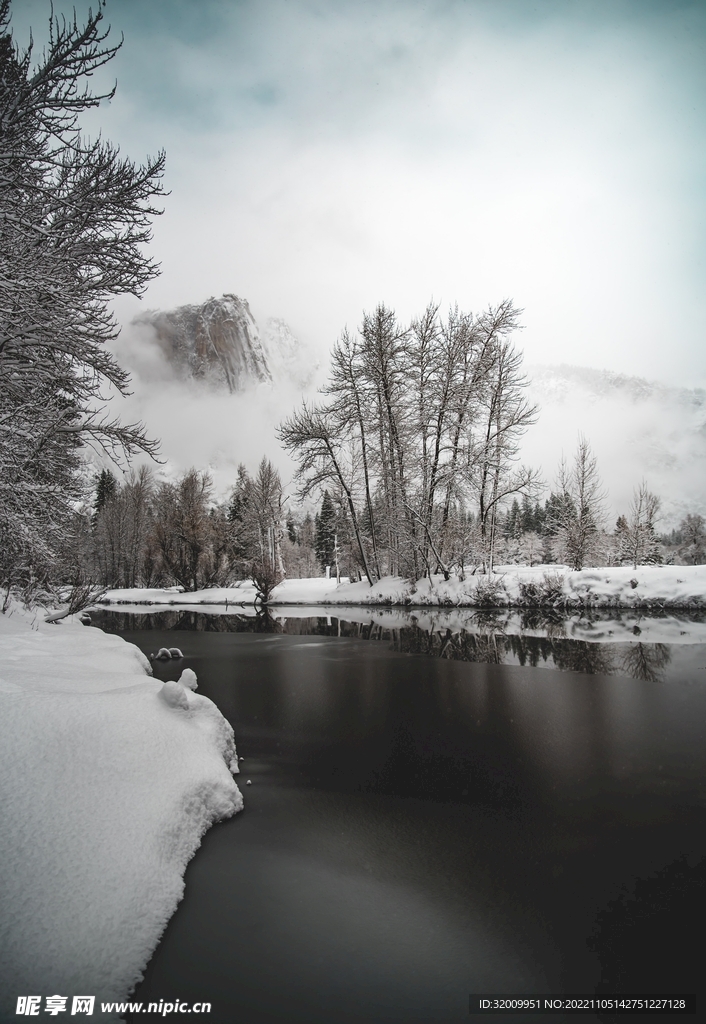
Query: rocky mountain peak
xmin=134 ymin=294 xmax=272 ymax=393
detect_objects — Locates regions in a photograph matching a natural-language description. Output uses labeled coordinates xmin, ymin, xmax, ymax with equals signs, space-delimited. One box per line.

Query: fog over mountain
xmin=109 ymin=295 xmax=320 ymax=493
xmin=110 ymin=298 xmax=705 ymax=526
xmin=132 ymin=294 xmax=316 ymax=392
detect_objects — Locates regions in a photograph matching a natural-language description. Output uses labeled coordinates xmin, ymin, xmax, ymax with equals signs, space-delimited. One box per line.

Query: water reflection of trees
xmin=519 ymin=607 xmax=566 ymax=632
xmin=506 ymin=635 xmax=556 ymax=669
xmin=546 ymin=638 xmax=615 ymax=676
xmin=92 ymin=609 xmax=679 ymax=681
xmin=618 ymin=643 xmax=670 ymax=682
xmin=380 ymin=629 xmax=672 ymax=681
xmin=352 ymin=623 xmax=506 ymax=664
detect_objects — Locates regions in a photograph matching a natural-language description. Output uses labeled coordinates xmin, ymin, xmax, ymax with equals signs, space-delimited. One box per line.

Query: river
xmin=92 ymin=609 xmax=706 ymax=1023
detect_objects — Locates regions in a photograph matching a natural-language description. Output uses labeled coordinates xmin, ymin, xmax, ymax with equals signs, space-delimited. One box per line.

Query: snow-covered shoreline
xmin=99 ymin=564 xmax=706 ymax=612
xmin=0 ymin=605 xmax=242 ymax=1022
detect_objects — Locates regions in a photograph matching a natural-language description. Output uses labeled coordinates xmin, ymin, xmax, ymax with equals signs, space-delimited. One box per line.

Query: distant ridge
xmin=521 ymin=363 xmax=706 ymax=526
xmin=527 ymin=363 xmax=705 ymax=409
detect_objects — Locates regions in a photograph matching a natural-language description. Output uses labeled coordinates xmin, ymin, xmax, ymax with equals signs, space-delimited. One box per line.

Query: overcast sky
xmin=13 ymin=0 xmax=706 ymax=387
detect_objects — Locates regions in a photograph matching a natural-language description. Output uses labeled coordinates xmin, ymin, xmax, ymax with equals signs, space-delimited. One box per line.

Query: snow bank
xmin=0 ymin=605 xmax=242 ymax=1022
xmin=322 ymin=564 xmax=706 ymax=611
xmin=99 ymin=565 xmax=706 ymax=611
xmin=100 ymin=576 xmax=346 ymax=607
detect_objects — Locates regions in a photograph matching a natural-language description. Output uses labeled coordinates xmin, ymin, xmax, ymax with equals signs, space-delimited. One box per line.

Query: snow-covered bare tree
xmin=248 ymin=457 xmax=285 ymax=578
xmin=0 ymin=0 xmax=164 ymax=596
xmin=281 ymin=299 xmax=539 ymax=583
xmin=278 ymin=402 xmax=377 ymax=583
xmin=621 ymin=482 xmax=661 ymax=568
xmin=92 ymin=466 xmax=155 ymax=587
xmin=678 ymin=513 xmax=706 ymax=565
xmin=553 ymin=436 xmax=607 ymax=570
xmin=468 ymin=304 xmax=540 ymax=571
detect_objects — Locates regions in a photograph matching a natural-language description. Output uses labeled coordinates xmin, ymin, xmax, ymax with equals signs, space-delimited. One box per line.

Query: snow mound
xmin=160 ymin=679 xmax=190 ymax=709
xmin=0 ymin=605 xmax=242 ymax=1021
xmin=177 ymin=667 xmax=198 ymax=690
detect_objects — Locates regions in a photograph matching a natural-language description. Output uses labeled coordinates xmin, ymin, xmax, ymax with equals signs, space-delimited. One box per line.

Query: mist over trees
xmin=0 ymin=0 xmax=164 ymax=601
xmin=278 ymin=311 xmax=704 ymax=581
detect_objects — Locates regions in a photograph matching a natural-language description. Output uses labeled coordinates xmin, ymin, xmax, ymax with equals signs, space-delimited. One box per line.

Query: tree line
xmin=84 ymin=460 xmax=347 ymax=595
xmin=80 ymin=450 xmax=704 ymax=599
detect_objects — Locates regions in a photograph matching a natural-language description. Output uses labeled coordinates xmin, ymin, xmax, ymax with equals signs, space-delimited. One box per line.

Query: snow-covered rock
xmin=0 ymin=604 xmax=242 ymax=1021
xmin=159 ymin=679 xmax=190 ymax=709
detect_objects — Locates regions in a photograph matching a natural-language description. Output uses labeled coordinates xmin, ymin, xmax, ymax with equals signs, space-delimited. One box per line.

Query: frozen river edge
xmin=0 ymin=605 xmax=243 ymax=1023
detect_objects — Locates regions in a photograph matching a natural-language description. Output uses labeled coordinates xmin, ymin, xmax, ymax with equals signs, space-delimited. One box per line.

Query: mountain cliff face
xmin=134 ymin=294 xmax=272 ymax=392
xmin=134 ymin=294 xmax=318 ymax=392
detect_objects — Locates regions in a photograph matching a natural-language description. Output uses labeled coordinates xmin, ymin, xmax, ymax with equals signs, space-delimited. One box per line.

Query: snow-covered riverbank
xmin=0 ymin=605 xmax=242 ymax=1022
xmin=100 ymin=564 xmax=706 ymax=611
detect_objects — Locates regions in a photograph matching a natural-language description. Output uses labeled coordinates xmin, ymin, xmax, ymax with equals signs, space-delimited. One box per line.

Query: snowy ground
xmin=100 ymin=564 xmax=706 ymax=612
xmin=0 ymin=604 xmax=242 ymax=1022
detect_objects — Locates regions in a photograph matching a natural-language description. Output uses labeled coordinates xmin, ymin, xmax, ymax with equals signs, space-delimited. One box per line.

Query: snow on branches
xmin=0 ymin=0 xmax=165 ymax=594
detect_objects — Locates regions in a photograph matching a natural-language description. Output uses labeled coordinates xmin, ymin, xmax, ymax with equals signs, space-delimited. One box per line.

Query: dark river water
xmin=92 ymin=610 xmax=706 ymax=1024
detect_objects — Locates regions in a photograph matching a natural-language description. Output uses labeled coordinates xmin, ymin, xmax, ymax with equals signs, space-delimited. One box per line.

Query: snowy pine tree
xmin=315 ymin=491 xmax=337 ymax=573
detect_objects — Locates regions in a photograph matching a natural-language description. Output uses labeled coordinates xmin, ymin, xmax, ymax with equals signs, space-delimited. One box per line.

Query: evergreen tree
xmin=93 ymin=469 xmax=118 ymax=520
xmin=678 ymin=514 xmax=706 ymax=565
xmin=520 ymin=493 xmax=534 ymax=534
xmin=544 ymin=491 xmax=576 ymax=536
xmin=505 ymin=498 xmax=520 ymax=539
xmin=315 ymin=490 xmax=337 ymax=571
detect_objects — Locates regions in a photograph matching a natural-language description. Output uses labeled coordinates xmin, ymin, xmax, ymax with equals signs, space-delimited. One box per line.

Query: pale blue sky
xmin=11 ymin=0 xmax=706 ymax=385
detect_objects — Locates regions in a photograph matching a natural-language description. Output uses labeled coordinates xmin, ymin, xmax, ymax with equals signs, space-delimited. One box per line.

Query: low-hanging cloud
xmin=105 ymin=317 xmax=322 ymax=498
xmin=522 ymin=367 xmax=706 ymax=528
xmin=21 ymin=0 xmax=703 ymax=389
